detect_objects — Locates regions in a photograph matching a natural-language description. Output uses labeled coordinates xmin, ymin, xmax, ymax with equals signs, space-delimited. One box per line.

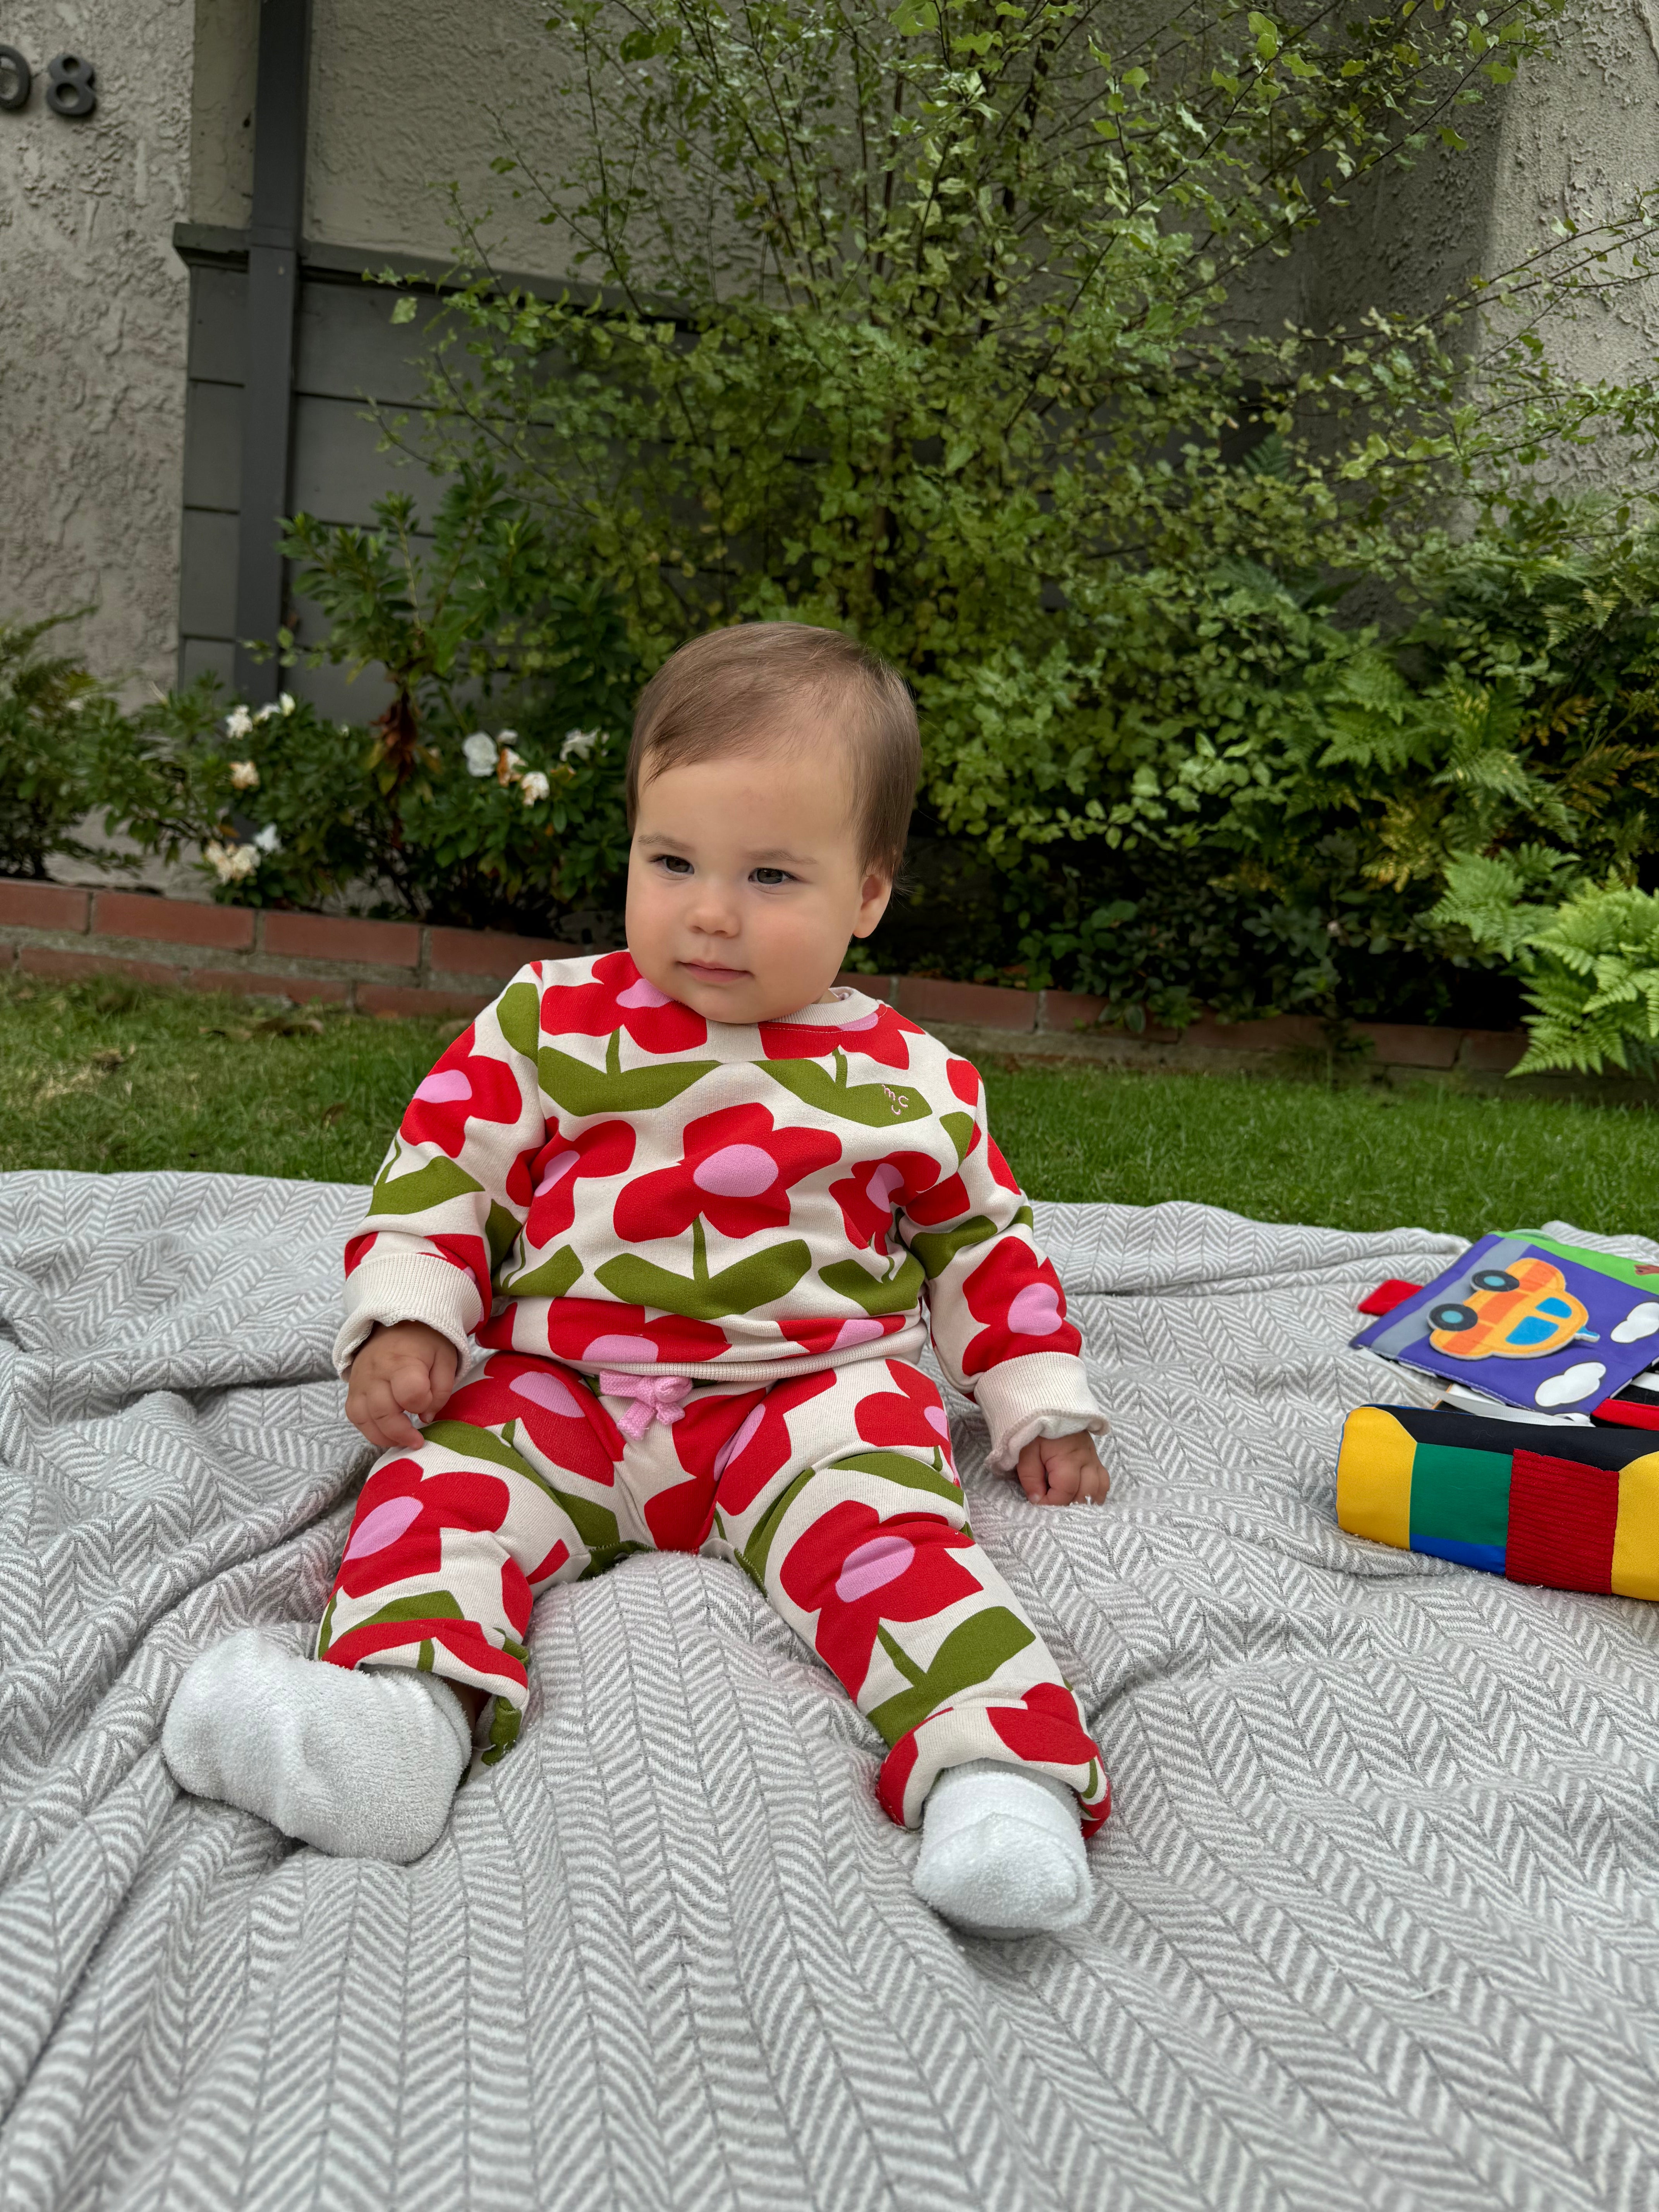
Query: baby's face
xmin=626 ymin=731 xmax=891 ymax=1025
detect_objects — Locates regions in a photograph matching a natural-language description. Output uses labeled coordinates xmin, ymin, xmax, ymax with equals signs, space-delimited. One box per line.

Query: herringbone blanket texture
xmin=2 ymin=1171 xmax=1657 ymax=2212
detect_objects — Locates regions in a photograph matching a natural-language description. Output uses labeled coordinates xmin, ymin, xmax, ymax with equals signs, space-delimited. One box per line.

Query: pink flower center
xmin=414 ymin=1068 xmax=471 ymax=1104
xmin=584 ymin=1333 xmax=657 ymax=1365
xmin=1007 ymin=1281 xmax=1064 ymax=1337
xmin=692 ymin=1143 xmax=778 ymax=1197
xmin=535 ymin=1148 xmax=581 ymax=1195
xmin=510 ymin=1370 xmax=583 ymax=1418
xmin=617 ymin=975 xmax=672 ymax=1008
xmin=926 ymin=1405 xmax=951 ymax=1439
xmin=713 ymin=1403 xmax=767 ymax=1479
xmin=343 ymin=1494 xmax=423 ymax=1561
xmin=830 ymin=1317 xmax=886 ymax=1351
xmin=866 ymin=1163 xmax=904 ymax=1212
xmin=835 ymin=1534 xmax=915 ymax=1604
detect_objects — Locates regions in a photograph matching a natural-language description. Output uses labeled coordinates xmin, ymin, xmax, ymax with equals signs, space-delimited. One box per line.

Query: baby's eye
xmin=752 ymin=866 xmax=794 ymax=887
xmin=656 ymin=854 xmax=694 ymax=876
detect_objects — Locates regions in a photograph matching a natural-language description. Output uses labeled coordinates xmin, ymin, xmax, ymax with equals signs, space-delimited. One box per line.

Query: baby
xmin=164 ymin=622 xmax=1111 ymax=1939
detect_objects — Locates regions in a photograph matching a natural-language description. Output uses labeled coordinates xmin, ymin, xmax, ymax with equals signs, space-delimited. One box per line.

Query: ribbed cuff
xmin=333 ymin=1255 xmax=484 ymax=1377
xmin=972 ymin=1353 xmax=1109 ymax=1473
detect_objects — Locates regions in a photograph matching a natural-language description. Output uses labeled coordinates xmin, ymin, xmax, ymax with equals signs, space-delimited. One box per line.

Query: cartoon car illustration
xmin=1425 ymin=1258 xmax=1598 ymax=1360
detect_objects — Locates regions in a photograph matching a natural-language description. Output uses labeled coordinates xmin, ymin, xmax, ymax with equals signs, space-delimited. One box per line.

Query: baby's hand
xmin=345 ymin=1321 xmax=459 ymax=1453
xmin=1013 ymin=1431 xmax=1109 ymax=1507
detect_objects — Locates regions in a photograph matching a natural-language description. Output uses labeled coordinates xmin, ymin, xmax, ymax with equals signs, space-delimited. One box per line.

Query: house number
xmin=0 ymin=48 xmax=98 ymax=116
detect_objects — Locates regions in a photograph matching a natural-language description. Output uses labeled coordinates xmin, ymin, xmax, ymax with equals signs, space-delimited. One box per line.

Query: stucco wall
xmin=0 ymin=0 xmax=195 ymax=693
xmin=1486 ymin=0 xmax=1659 ymax=437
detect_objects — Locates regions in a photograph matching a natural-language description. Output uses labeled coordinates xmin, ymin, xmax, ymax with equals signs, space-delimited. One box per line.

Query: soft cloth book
xmin=1336 ymin=1403 xmax=1659 ymax=1597
xmin=1350 ymin=1231 xmax=1659 ymax=1417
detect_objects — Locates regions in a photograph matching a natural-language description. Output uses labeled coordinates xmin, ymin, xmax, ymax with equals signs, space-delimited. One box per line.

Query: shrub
xmin=373 ymin=0 xmax=1659 ymax=1019
xmin=0 ymin=614 xmax=126 ymax=882
xmin=95 ymin=474 xmax=642 ymax=933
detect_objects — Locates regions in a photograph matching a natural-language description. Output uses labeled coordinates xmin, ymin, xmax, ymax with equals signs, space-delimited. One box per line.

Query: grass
xmin=0 ymin=974 xmax=1655 ymax=1238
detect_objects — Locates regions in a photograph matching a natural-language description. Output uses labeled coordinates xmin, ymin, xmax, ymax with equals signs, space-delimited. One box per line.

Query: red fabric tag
xmin=1592 ymin=1395 xmax=1659 ymax=1432
xmin=1505 ymin=1449 xmax=1620 ymax=1594
xmin=1357 ymin=1278 xmax=1422 ymax=1317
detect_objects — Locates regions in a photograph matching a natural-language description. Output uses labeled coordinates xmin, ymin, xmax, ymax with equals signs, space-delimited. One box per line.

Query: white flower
xmin=520 ymin=770 xmax=551 ymax=805
xmin=498 ymin=747 xmax=525 ymax=783
xmin=253 ymin=821 xmax=282 ymax=854
xmin=228 ymin=759 xmax=260 ymax=790
xmin=462 ymin=732 xmax=498 ymax=778
xmin=225 ymin=705 xmax=254 ymax=740
xmin=560 ymin=727 xmax=601 ymax=761
xmin=204 ymin=840 xmax=260 ymax=883
xmin=496 ymin=728 xmax=518 ymax=747
xmin=253 ymin=702 xmax=280 ymax=724
xmin=279 ymin=691 xmax=295 ymax=715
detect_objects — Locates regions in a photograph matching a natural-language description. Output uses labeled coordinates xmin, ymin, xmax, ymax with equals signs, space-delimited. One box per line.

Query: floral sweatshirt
xmin=337 ymin=951 xmax=1106 ymax=1470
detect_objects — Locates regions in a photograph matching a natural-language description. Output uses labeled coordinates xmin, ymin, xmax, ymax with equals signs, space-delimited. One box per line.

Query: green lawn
xmin=0 ymin=972 xmax=1654 ymax=1239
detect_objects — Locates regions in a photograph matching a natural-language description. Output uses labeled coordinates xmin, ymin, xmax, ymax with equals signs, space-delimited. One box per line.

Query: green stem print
xmin=540 ymin=1027 xmax=717 ymax=1117
xmin=905 ymin=1218 xmax=998 ymax=1281
xmin=939 ymin=1112 xmax=977 ymax=1166
xmin=824 ymin=1447 xmax=964 ymax=1507
xmin=866 ymin=1609 xmax=1036 ymax=1746
xmin=763 ymin=1048 xmax=929 ymax=1129
xmin=369 ymin=1154 xmax=484 ymax=1217
xmin=598 ymin=1217 xmax=812 ymax=1320
xmin=820 ymin=1250 xmax=926 ymax=1313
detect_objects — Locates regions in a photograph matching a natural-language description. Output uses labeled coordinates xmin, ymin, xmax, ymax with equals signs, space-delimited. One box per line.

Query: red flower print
xmin=758 ymin=1003 xmax=920 ymax=1070
xmin=946 ymin=1058 xmax=981 ymax=1106
xmin=334 ymin=1456 xmax=512 ymax=1599
xmin=960 ymin=1241 xmax=1080 ymax=1375
xmin=775 ymin=1314 xmax=908 ymax=1357
xmin=537 ymin=949 xmax=708 ymax=1053
xmin=985 ymin=1137 xmax=1022 ymax=1194
xmin=690 ymin=1368 xmax=838 ymax=1516
xmin=987 ymin=1681 xmax=1100 ymax=1770
xmin=779 ymin=1501 xmax=981 ymax=1697
xmin=854 ymin=1361 xmax=956 ymax=1468
xmin=830 ymin=1152 xmax=939 ymax=1251
xmin=525 ymin=1298 xmax=731 ymax=1368
xmin=613 ymin=1102 xmax=841 ymax=1243
xmin=400 ymin=1036 xmax=529 ymax=1159
xmin=903 ymin=1170 xmax=971 ymax=1230
xmin=525 ymin=1119 xmax=635 ymax=1243
xmin=440 ymin=1352 xmax=623 ymax=1484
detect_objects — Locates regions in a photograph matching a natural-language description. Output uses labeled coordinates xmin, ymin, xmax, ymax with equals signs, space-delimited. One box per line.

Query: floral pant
xmin=318 ymin=1351 xmax=1109 ymax=1832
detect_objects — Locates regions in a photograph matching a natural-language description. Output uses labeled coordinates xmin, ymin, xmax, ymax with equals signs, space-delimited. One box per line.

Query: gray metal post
xmin=232 ymin=0 xmax=311 ymax=706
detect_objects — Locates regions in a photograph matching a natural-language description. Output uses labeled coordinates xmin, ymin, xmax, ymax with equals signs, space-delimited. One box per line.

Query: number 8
xmin=46 ymin=53 xmax=96 ymax=118
xmin=0 ymin=45 xmax=30 ymax=111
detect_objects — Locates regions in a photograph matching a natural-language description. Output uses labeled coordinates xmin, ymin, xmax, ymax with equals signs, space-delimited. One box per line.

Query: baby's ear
xmin=854 ymin=869 xmax=894 ymax=934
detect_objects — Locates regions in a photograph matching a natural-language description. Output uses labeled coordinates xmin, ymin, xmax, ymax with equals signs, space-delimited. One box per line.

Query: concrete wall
xmin=0 ymin=0 xmax=196 ymax=694
xmin=1486 ymin=0 xmax=1659 ymax=446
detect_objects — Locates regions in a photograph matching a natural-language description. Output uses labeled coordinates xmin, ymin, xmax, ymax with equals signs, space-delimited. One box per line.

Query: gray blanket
xmin=2 ymin=1171 xmax=1657 ymax=2212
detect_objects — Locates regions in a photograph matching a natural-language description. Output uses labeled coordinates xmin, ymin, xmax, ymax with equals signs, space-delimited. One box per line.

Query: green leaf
xmin=939 ymin=1112 xmax=976 ymax=1165
xmin=906 ymin=1216 xmax=998 ymax=1280
xmin=369 ymin=1154 xmax=485 ymax=1217
xmin=420 ymin=1420 xmax=542 ymax=1479
xmin=495 ymin=979 xmax=540 ymax=1056
xmin=866 ymin=1609 xmax=1037 ymax=1746
xmin=596 ymin=1238 xmax=812 ymax=1318
xmin=819 ymin=1252 xmax=926 ymax=1312
xmin=761 ymin=1054 xmax=930 ymax=1129
xmin=539 ymin=1042 xmax=717 ymax=1116
xmin=823 ymin=1446 xmax=964 ymax=1505
xmin=486 ymin=1201 xmax=522 ymax=1270
xmin=500 ymin=1243 xmax=584 ymax=1298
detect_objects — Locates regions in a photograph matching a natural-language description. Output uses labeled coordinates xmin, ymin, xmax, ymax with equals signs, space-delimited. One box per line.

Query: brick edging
xmin=0 ymin=880 xmax=1529 ymax=1069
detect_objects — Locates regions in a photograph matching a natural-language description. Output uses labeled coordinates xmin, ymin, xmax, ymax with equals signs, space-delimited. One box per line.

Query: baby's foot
xmin=161 ymin=1628 xmax=473 ymax=1862
xmin=913 ymin=1758 xmax=1091 ymax=1938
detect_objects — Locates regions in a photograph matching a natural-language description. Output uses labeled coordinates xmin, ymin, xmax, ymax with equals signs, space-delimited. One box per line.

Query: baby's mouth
xmin=680 ymin=959 xmax=750 ymax=983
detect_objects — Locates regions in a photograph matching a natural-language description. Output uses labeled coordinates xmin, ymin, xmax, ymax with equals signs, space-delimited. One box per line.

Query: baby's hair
xmin=626 ymin=622 xmax=920 ymax=878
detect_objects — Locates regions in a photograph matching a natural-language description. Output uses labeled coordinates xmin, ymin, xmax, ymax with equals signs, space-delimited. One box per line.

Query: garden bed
xmin=0 ymin=879 xmax=1529 ymax=1072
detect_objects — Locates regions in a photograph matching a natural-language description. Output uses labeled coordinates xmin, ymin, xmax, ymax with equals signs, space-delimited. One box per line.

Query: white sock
xmin=161 ymin=1628 xmax=474 ymax=1863
xmin=912 ymin=1758 xmax=1092 ymax=1938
